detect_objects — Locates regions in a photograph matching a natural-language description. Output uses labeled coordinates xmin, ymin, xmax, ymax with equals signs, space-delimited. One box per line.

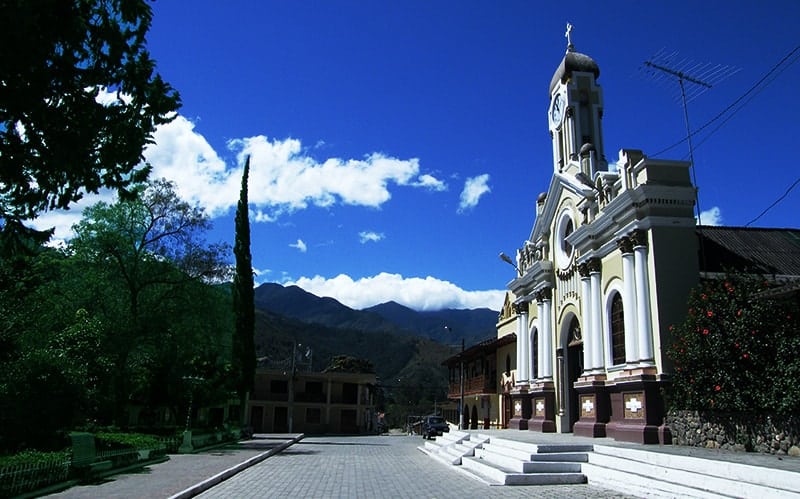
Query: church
xmin=503 ymin=27 xmax=713 ymax=444
xmin=442 ymin=26 xmax=800 ymax=444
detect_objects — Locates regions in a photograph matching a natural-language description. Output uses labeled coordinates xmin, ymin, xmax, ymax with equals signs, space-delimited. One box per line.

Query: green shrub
xmin=666 ymin=273 xmax=800 ymax=414
xmin=95 ymin=432 xmax=162 ymax=450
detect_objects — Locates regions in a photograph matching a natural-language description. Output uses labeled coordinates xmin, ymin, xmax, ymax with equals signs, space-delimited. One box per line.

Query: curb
xmin=167 ymin=434 xmax=305 ymax=499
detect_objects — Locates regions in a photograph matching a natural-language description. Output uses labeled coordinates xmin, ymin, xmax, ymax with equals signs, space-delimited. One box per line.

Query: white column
xmin=515 ymin=306 xmax=527 ymax=385
xmin=633 ymin=232 xmax=654 ymax=364
xmin=536 ymin=300 xmax=545 ymax=381
xmin=580 ymin=268 xmax=592 ymax=375
xmin=520 ymin=305 xmax=530 ymax=383
xmin=590 ymin=263 xmax=604 ymax=371
xmin=541 ymin=290 xmax=554 ymax=379
xmin=620 ymin=241 xmax=639 ymax=365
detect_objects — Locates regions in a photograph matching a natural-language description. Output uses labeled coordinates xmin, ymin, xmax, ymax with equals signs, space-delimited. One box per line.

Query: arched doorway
xmin=566 ymin=316 xmax=584 ymax=431
xmin=463 ymin=404 xmax=470 ymax=429
xmin=471 ymin=405 xmax=479 ymax=430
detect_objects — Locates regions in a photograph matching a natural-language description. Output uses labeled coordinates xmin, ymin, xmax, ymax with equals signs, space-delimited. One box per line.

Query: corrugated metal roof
xmin=698 ymin=226 xmax=800 ymax=276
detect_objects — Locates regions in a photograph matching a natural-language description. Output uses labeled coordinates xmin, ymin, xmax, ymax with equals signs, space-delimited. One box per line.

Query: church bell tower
xmin=548 ymin=24 xmax=607 ymax=178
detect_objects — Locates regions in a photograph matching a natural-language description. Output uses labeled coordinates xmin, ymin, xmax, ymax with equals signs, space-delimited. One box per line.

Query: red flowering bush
xmin=666 ymin=273 xmax=800 ymax=414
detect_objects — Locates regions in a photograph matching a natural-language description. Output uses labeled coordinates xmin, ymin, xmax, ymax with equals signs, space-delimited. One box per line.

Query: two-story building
xmin=248 ymin=368 xmax=377 ymax=435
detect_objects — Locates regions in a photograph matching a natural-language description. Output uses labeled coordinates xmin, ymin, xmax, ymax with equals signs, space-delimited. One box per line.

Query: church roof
xmin=697 ymin=226 xmax=800 ymax=276
xmin=549 ymin=49 xmax=600 ymax=93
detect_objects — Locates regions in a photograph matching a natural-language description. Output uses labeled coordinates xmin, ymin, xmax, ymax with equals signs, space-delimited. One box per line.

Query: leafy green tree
xmin=69 ymin=179 xmax=231 ymax=424
xmin=666 ymin=273 xmax=800 ymax=414
xmin=232 ymin=157 xmax=256 ymax=407
xmin=0 ymin=0 xmax=180 ymax=248
xmin=0 ymin=302 xmax=111 ymax=451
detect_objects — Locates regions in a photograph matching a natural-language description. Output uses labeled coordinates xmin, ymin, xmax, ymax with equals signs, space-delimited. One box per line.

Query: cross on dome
xmin=565 ymin=22 xmax=574 ymax=51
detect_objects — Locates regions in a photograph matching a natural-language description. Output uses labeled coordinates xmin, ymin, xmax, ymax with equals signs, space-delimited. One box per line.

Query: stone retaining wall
xmin=666 ymin=410 xmax=800 ymax=456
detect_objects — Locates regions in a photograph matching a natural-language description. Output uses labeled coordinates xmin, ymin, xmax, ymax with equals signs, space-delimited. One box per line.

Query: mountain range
xmin=251 ymin=283 xmax=501 ymax=398
xmin=253 ymin=282 xmax=499 ymax=346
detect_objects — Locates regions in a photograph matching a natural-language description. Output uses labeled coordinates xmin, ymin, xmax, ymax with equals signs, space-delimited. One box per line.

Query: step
xmin=478 ymin=440 xmax=590 ymax=462
xmin=587 ymin=447 xmax=800 ymax=498
xmin=593 ymin=444 xmax=800 ymax=493
xmin=476 ymin=434 xmax=593 ymax=453
xmin=582 ymin=461 xmax=727 ymax=499
xmin=474 ymin=447 xmax=583 ymax=473
xmin=461 ymin=455 xmax=586 ymax=486
xmin=438 ymin=430 xmax=469 ymax=444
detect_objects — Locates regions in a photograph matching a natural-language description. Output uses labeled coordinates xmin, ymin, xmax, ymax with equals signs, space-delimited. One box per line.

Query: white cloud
xmin=288 ymin=272 xmax=505 ymax=312
xmin=34 ymin=114 xmax=446 ymax=240
xmin=413 ymin=174 xmax=447 ymax=191
xmin=29 ymin=190 xmax=116 ymax=244
xmin=458 ymin=174 xmax=491 ymax=213
xmin=359 ymin=231 xmax=385 ymax=244
xmin=144 ymin=118 xmax=445 ymax=220
xmin=289 ymin=239 xmax=307 ymax=252
xmin=697 ymin=206 xmax=723 ymax=226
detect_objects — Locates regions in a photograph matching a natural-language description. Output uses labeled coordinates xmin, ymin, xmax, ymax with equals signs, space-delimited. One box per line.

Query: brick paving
xmin=44 ymin=442 xmax=280 ymax=499
xmin=194 ymin=435 xmax=635 ymax=499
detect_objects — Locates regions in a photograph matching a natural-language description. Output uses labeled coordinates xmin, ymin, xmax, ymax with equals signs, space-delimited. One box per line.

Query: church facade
xmin=504 ymin=31 xmax=701 ymax=444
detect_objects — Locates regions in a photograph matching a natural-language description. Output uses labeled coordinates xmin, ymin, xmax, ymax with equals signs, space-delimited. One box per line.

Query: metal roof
xmin=697 ymin=226 xmax=800 ymax=276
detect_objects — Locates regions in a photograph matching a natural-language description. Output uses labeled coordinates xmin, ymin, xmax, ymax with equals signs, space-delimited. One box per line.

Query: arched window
xmin=531 ymin=328 xmax=539 ymax=380
xmin=610 ymin=292 xmax=625 ymax=365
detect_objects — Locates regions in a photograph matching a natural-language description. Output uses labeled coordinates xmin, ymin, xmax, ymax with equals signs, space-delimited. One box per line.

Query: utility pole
xmin=460 ymin=338 xmax=465 ymax=430
xmin=445 ymin=326 xmax=466 ymax=430
xmin=288 ymin=341 xmax=296 ymax=433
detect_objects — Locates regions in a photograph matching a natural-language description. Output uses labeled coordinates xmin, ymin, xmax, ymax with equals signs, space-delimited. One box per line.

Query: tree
xmin=70 ymin=179 xmax=231 ymax=424
xmin=232 ymin=157 xmax=256 ymax=406
xmin=666 ymin=272 xmax=800 ymax=414
xmin=0 ymin=0 xmax=180 ymax=245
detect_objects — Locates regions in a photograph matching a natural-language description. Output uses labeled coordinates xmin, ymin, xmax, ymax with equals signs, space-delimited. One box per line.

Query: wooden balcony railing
xmin=447 ymin=374 xmax=496 ymax=398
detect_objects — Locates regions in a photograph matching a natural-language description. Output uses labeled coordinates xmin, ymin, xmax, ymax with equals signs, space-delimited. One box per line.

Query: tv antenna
xmin=640 ymin=49 xmax=740 ymax=222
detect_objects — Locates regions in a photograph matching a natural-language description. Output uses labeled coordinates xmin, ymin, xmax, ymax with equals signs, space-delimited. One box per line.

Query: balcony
xmin=447 ymin=374 xmax=497 ymax=398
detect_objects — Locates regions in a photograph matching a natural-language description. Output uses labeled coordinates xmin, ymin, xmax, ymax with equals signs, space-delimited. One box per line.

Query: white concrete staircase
xmin=419 ymin=432 xmax=800 ymax=496
xmin=419 ymin=429 xmax=488 ymax=466
xmin=418 ymin=432 xmax=589 ymax=486
xmin=583 ymin=444 xmax=800 ymax=498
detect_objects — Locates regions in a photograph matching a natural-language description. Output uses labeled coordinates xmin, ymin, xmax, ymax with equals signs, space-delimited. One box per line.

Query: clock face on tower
xmin=549 ymin=92 xmax=565 ymax=129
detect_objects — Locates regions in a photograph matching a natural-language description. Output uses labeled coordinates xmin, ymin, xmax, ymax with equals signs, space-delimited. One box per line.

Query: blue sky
xmin=37 ymin=1 xmax=800 ymax=311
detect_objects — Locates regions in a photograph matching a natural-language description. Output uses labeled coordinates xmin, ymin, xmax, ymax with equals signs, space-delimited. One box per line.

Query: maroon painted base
xmin=508 ymin=416 xmax=529 ymax=430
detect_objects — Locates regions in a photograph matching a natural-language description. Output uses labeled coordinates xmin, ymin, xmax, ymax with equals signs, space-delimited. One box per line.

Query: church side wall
xmin=648 ymin=226 xmax=700 ymax=373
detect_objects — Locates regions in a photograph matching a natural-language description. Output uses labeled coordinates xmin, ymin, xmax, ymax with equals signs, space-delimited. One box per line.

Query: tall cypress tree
xmin=233 ymin=156 xmax=256 ymax=409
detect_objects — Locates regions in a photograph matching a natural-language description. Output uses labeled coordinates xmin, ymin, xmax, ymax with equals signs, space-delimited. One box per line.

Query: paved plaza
xmin=46 ymin=434 xmax=636 ymax=498
xmin=194 ymin=435 xmax=634 ymax=499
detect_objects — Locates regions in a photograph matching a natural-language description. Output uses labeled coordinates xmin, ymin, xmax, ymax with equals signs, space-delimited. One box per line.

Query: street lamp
xmin=445 ymin=326 xmax=465 ymax=430
xmin=499 ymin=252 xmax=521 ymax=276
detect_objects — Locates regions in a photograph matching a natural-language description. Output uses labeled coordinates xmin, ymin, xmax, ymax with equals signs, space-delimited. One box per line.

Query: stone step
xmin=476 ymin=434 xmax=592 ymax=453
xmin=461 ymin=455 xmax=586 ymax=486
xmin=587 ymin=445 xmax=800 ymax=498
xmin=474 ymin=447 xmax=583 ymax=473
xmin=478 ymin=440 xmax=591 ymax=462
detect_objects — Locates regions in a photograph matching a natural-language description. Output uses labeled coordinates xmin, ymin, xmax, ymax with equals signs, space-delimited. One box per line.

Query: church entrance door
xmin=567 ymin=342 xmax=583 ymax=431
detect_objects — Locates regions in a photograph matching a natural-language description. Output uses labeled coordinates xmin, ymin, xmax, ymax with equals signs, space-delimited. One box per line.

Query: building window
xmin=505 ymin=354 xmax=511 ymax=375
xmin=270 ymin=380 xmax=288 ymax=394
xmin=342 ymin=383 xmax=358 ymax=404
xmin=610 ymin=292 xmax=625 ymax=365
xmin=306 ymin=408 xmax=321 ymax=424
